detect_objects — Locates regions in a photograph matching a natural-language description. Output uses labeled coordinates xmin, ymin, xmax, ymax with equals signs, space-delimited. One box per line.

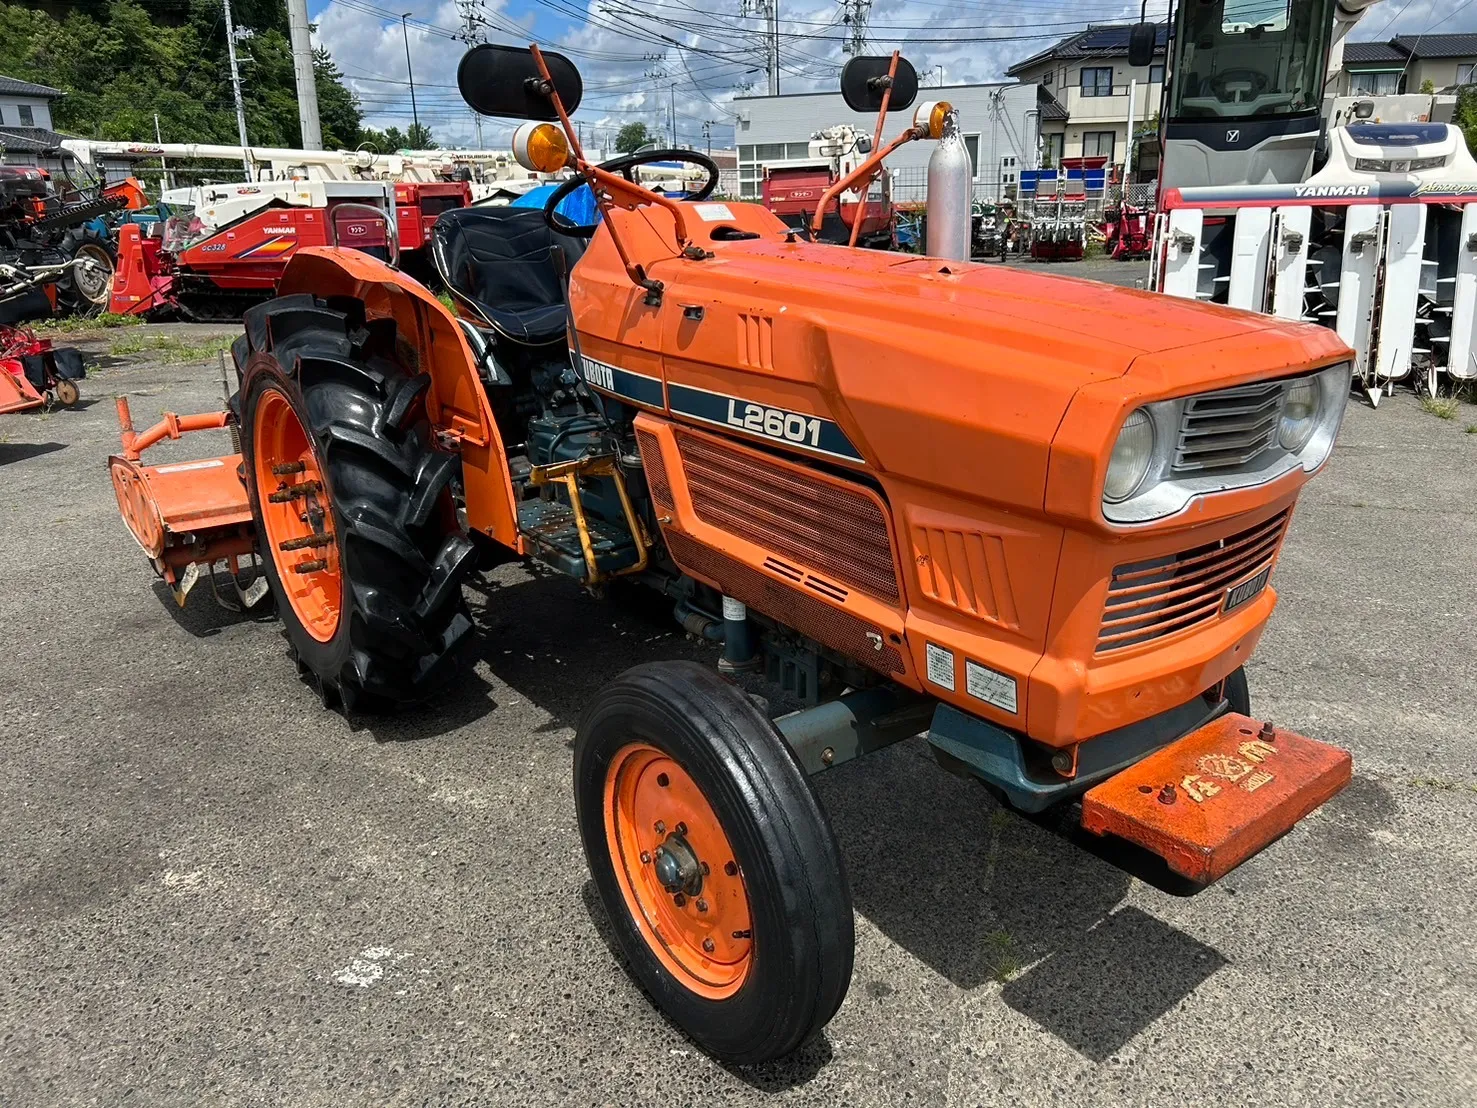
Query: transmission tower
xmin=455 ymin=0 xmax=488 ymax=147
xmin=840 ymin=0 xmax=872 ymax=56
xmin=738 ymin=0 xmax=780 ymax=95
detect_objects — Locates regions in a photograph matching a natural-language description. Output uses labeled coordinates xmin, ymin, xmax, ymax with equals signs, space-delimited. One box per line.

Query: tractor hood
xmin=573 ymin=203 xmax=1346 ymax=518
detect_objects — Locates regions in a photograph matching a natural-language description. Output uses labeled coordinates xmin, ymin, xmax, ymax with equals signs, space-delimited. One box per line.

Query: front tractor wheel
xmin=239 ymin=294 xmax=477 ymax=710
xmin=574 ymin=662 xmax=854 ymax=1064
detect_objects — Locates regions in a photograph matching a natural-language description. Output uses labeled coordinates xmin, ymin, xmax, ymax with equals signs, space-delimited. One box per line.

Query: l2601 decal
xmin=667 ymin=382 xmax=863 ymax=463
xmin=574 ymin=354 xmax=864 ymax=463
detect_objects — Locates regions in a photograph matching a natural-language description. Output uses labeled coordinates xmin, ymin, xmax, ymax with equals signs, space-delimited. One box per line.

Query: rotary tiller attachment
xmin=108 ymin=394 xmax=267 ymax=610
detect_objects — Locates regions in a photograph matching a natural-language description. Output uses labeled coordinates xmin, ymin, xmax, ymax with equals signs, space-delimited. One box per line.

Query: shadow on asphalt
xmin=0 ymin=440 xmax=66 ymax=464
xmin=817 ymin=744 xmax=1229 ymax=1062
xmin=154 ymin=577 xmax=276 ymax=637
xmin=576 ymin=879 xmax=834 ymax=1092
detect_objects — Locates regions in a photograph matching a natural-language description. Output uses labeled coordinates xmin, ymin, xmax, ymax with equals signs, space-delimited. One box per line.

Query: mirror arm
xmin=529 ymin=43 xmax=687 ymax=301
xmin=847 ymin=50 xmax=901 ymax=248
xmin=812 ymin=127 xmax=918 ymax=238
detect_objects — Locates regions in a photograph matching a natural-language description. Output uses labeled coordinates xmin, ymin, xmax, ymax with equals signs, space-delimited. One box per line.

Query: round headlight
xmin=1104 ymin=408 xmax=1155 ymax=503
xmin=1278 ymin=378 xmax=1322 ymax=452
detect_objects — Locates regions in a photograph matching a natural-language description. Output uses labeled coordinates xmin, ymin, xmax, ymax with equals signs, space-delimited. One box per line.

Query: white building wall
xmin=732 ymin=83 xmax=1041 ymax=202
xmin=0 ymin=95 xmax=54 ymax=131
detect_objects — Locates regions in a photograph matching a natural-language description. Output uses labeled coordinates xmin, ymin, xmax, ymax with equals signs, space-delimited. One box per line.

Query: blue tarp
xmin=511 ymin=182 xmax=599 ymax=225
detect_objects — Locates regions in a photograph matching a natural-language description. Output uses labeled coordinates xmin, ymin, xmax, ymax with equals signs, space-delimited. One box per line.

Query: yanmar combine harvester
xmin=110 ymin=45 xmax=1356 ymax=1063
xmin=109 ymin=180 xmax=396 ymax=320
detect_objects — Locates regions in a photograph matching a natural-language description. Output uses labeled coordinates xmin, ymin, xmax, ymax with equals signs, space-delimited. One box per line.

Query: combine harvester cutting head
xmin=1153 ymin=118 xmax=1477 ymax=406
xmin=110 ymin=42 xmax=1363 ymax=1064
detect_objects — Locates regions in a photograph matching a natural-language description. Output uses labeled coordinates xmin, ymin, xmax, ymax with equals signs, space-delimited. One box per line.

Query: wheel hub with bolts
xmin=603 ymin=742 xmax=753 ymax=997
xmin=652 ymin=831 xmax=704 ymax=897
xmin=252 ymin=388 xmax=342 ymax=642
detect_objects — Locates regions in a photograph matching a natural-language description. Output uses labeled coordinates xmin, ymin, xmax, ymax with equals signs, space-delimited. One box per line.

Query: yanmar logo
xmin=1292 ymin=184 xmax=1371 ymax=198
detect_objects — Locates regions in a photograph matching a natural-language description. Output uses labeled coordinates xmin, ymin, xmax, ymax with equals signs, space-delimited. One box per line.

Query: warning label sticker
xmin=966 ymin=660 xmax=1018 ymax=714
xmin=693 ymin=203 xmax=736 ymax=222
xmin=925 ymin=642 xmax=955 ymax=691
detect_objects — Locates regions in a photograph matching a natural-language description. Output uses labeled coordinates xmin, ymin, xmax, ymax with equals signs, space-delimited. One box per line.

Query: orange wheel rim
xmin=252 ymin=387 xmax=343 ymax=642
xmin=604 ymin=743 xmax=753 ymax=999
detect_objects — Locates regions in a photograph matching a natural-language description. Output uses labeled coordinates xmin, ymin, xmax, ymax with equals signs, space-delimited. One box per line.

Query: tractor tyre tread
xmin=241 ymin=294 xmax=474 ymax=711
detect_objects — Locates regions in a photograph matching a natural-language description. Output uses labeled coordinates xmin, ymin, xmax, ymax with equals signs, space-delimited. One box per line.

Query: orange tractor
xmin=109 ymin=46 xmax=1356 ymax=1063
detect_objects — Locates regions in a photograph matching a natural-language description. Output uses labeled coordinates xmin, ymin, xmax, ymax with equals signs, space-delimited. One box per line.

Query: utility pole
xmin=670 ymin=84 xmax=677 ymax=147
xmin=840 ymin=0 xmax=872 ymax=56
xmin=285 ymin=0 xmax=322 ymax=149
xmin=702 ymin=119 xmax=718 ymax=156
xmin=401 ymin=13 xmax=420 ymax=139
xmin=222 ymin=0 xmax=252 ymax=177
xmin=739 ymin=0 xmax=780 ymax=95
xmin=154 ymin=113 xmax=172 ymax=190
xmin=456 ymin=1 xmax=486 ymax=148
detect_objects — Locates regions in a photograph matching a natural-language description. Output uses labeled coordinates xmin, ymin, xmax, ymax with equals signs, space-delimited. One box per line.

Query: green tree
xmin=0 ymin=0 xmax=363 ymax=156
xmin=1421 ymin=79 xmax=1435 ymax=95
xmin=1455 ymin=87 xmax=1477 ymax=158
xmin=615 ymin=122 xmax=655 ymax=154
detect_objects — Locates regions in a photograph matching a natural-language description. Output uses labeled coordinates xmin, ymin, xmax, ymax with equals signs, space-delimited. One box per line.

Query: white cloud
xmin=310 ymin=0 xmax=1477 ymax=153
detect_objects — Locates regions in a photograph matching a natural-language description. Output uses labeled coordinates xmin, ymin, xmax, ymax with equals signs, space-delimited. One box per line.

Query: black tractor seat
xmin=431 ymin=206 xmax=585 ymax=345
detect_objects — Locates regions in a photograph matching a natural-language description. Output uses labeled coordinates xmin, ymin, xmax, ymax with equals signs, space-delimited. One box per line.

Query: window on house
xmin=1042 ymin=70 xmax=1053 ymax=87
xmin=754 ymin=142 xmax=784 ymax=160
xmin=0 ymin=107 xmax=5 ymax=125
xmin=1351 ymin=71 xmax=1402 ymax=96
xmin=18 ymin=104 xmax=34 ymax=126
xmin=964 ymin=134 xmax=980 ymax=178
xmin=738 ymin=144 xmax=755 ymax=162
xmin=1083 ymin=130 xmax=1116 ymax=160
xmin=1459 ymin=63 xmax=1475 ymax=86
xmin=1043 ymin=132 xmax=1065 ymax=167
xmin=1081 ymin=67 xmax=1113 ymax=97
xmin=1149 ymin=64 xmax=1165 ymax=85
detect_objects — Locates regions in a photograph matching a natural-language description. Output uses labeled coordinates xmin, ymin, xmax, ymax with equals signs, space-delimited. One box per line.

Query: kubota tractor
xmin=109 ymin=45 xmax=1357 ymax=1064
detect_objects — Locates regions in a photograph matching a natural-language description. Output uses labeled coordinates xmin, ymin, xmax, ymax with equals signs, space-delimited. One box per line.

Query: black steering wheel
xmin=543 ymin=149 xmax=721 ymax=237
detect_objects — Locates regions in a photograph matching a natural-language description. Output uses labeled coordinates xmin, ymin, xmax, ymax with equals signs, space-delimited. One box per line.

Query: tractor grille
xmin=1096 ymin=510 xmax=1289 ymax=654
xmin=1171 ymin=380 xmax=1285 ymax=476
xmin=664 ymin=531 xmax=906 ymax=677
xmin=675 ymin=429 xmax=900 ymax=605
xmin=635 ymin=430 xmax=673 ymax=512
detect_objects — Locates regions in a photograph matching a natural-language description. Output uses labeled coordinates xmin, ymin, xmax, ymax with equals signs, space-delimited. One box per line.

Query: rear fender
xmin=279 ymin=246 xmax=521 ymax=550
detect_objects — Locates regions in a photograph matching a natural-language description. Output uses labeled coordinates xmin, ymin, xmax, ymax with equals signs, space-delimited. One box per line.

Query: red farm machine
xmin=0 ymin=165 xmax=147 ymax=319
xmin=109 ymin=179 xmax=396 ymax=320
xmin=761 ymin=124 xmax=900 ymax=249
xmin=108 ymin=44 xmax=1357 ymax=1064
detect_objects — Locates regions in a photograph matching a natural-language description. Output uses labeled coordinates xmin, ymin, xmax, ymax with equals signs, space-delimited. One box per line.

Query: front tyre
xmin=574 ymin=662 xmax=854 ymax=1063
xmin=238 ymin=294 xmax=477 ymax=710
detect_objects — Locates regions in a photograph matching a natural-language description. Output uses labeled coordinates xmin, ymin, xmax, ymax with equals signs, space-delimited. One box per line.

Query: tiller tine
xmin=108 ymin=395 xmax=262 ymax=608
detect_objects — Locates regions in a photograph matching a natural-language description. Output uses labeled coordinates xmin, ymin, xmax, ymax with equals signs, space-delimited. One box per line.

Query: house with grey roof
xmin=1006 ymin=23 xmax=1169 ymax=181
xmin=1339 ymin=33 xmax=1477 ymax=96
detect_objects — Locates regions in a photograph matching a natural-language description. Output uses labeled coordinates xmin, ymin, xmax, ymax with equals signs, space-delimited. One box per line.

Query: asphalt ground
xmin=2 ymin=302 xmax=1475 ymax=1108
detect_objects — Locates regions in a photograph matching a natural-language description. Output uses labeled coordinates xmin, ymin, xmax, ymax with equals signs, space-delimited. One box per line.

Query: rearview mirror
xmin=840 ymin=55 xmax=919 ymax=114
xmin=1127 ymin=23 xmax=1157 ymax=69
xmin=457 ymin=44 xmax=584 ymax=120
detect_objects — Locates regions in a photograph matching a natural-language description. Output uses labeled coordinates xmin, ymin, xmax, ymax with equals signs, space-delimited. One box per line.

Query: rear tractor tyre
xmin=574 ymin=661 xmax=854 ymax=1064
xmin=54 ymin=227 xmax=114 ymax=316
xmin=237 ymin=293 xmax=477 ymax=711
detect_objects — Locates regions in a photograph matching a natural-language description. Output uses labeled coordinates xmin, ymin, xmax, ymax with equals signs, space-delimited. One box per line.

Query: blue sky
xmin=308 ymin=0 xmax=1477 ymax=151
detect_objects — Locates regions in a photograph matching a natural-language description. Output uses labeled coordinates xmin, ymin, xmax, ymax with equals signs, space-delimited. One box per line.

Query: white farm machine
xmin=1153 ymin=121 xmax=1477 ymax=404
xmin=1139 ymin=0 xmax=1477 ymax=403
